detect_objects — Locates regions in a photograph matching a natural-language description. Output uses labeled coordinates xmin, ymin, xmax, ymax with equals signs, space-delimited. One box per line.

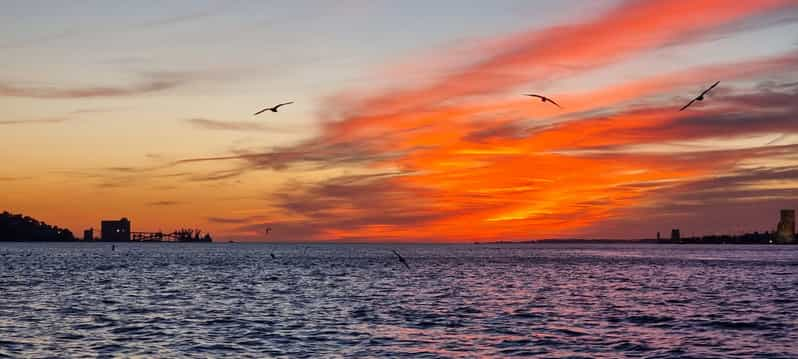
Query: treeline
xmin=661 ymin=231 xmax=778 ymax=244
xmin=0 ymin=211 xmax=76 ymax=242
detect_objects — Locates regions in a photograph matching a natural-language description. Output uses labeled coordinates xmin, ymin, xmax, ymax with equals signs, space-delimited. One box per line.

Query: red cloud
xmin=201 ymin=0 xmax=798 ymax=241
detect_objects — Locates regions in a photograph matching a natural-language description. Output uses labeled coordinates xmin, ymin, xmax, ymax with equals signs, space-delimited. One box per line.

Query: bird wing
xmin=275 ymin=101 xmax=294 ymax=109
xmin=253 ymin=108 xmax=269 ymax=116
xmin=679 ymin=98 xmax=697 ymax=111
xmin=701 ymin=81 xmax=720 ymax=96
xmin=546 ymin=97 xmax=563 ymax=108
xmin=392 ymin=250 xmax=410 ymax=269
xmin=524 ymin=94 xmax=543 ymax=100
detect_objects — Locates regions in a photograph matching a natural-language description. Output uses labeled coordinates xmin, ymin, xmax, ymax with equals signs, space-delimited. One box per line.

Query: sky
xmin=1 ymin=0 xmax=797 ymax=242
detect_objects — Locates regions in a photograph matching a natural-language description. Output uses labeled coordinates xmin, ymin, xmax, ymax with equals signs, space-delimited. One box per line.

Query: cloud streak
xmin=0 ymin=118 xmax=71 ymax=126
xmin=184 ymin=118 xmax=298 ymax=133
xmin=147 ymin=201 xmax=182 ymax=207
xmin=0 ymin=72 xmax=188 ymax=99
xmin=0 ymin=3 xmax=233 ymax=50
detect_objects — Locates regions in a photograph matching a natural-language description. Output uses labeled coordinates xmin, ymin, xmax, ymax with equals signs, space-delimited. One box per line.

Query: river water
xmin=1 ymin=242 xmax=797 ymax=358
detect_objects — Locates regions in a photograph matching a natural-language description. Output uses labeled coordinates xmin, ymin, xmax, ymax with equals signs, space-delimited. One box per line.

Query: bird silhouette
xmin=524 ymin=94 xmax=562 ymax=108
xmin=254 ymin=102 xmax=294 ymax=115
xmin=391 ymin=250 xmax=410 ymax=270
xmin=680 ymin=81 xmax=720 ymax=111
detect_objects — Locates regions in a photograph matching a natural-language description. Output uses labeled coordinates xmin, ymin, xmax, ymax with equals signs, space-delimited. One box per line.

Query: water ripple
xmin=0 ymin=242 xmax=797 ymax=357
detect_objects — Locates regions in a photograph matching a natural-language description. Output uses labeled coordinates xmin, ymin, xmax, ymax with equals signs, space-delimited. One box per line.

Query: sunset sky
xmin=2 ymin=0 xmax=797 ymax=242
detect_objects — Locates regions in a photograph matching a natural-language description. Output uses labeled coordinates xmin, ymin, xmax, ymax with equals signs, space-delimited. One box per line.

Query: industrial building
xmin=671 ymin=229 xmax=681 ymax=242
xmin=777 ymin=209 xmax=796 ymax=244
xmin=101 ymin=218 xmax=131 ymax=242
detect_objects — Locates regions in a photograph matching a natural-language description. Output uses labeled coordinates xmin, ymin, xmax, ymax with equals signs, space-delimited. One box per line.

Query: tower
xmin=776 ymin=210 xmax=796 ymax=243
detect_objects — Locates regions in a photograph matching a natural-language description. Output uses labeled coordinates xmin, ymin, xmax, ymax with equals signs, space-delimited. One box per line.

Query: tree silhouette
xmin=0 ymin=211 xmax=76 ymax=242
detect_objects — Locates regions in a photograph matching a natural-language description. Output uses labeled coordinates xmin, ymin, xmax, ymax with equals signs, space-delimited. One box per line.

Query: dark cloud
xmin=174 ymin=138 xmax=419 ymax=181
xmin=208 ymin=217 xmax=249 ymax=224
xmin=207 ymin=216 xmax=265 ymax=224
xmin=189 ymin=169 xmax=245 ymax=182
xmin=222 ymin=172 xmax=470 ymax=241
xmin=546 ymin=82 xmax=798 ymax=155
xmin=54 ymin=165 xmax=194 ymax=190
xmin=463 ymin=123 xmax=529 ymax=143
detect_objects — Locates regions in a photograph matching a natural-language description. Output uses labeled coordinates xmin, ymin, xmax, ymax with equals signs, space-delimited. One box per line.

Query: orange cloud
xmin=186 ymin=0 xmax=798 ymax=241
xmin=324 ymin=0 xmax=793 ymax=139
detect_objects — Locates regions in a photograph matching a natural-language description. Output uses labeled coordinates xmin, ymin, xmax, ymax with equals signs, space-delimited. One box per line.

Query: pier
xmin=131 ymin=231 xmax=182 ymax=242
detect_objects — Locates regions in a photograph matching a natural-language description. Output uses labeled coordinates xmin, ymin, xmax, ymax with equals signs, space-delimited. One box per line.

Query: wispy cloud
xmin=147 ymin=201 xmax=183 ymax=206
xmin=0 ymin=107 xmax=120 ymax=126
xmin=0 ymin=3 xmax=234 ymax=50
xmin=184 ymin=118 xmax=298 ymax=133
xmin=0 ymin=72 xmax=189 ymax=99
xmin=0 ymin=176 xmax=32 ymax=181
xmin=0 ymin=118 xmax=71 ymax=126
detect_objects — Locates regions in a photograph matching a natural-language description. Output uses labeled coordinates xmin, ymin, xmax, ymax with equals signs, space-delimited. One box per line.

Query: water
xmin=1 ymin=242 xmax=797 ymax=358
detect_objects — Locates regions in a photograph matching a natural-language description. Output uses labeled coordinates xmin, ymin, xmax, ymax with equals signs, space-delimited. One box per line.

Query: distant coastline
xmin=479 ymin=210 xmax=797 ymax=245
xmin=1 ymin=211 xmax=212 ymax=243
xmin=477 ymin=232 xmax=796 ymax=245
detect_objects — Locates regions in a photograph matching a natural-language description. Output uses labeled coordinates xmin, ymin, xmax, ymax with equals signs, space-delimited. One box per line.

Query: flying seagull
xmin=391 ymin=250 xmax=410 ymax=270
xmin=524 ymin=94 xmax=562 ymax=109
xmin=680 ymin=81 xmax=720 ymax=111
xmin=254 ymin=102 xmax=294 ymax=115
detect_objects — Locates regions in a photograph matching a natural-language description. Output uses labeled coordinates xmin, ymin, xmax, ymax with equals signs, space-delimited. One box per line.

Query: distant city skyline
xmin=2 ymin=0 xmax=797 ymax=242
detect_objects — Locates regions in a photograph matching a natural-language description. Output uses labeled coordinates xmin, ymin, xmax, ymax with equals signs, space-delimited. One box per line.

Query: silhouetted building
xmin=671 ymin=229 xmax=680 ymax=242
xmin=101 ymin=218 xmax=130 ymax=242
xmin=83 ymin=228 xmax=93 ymax=241
xmin=777 ymin=209 xmax=796 ymax=243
